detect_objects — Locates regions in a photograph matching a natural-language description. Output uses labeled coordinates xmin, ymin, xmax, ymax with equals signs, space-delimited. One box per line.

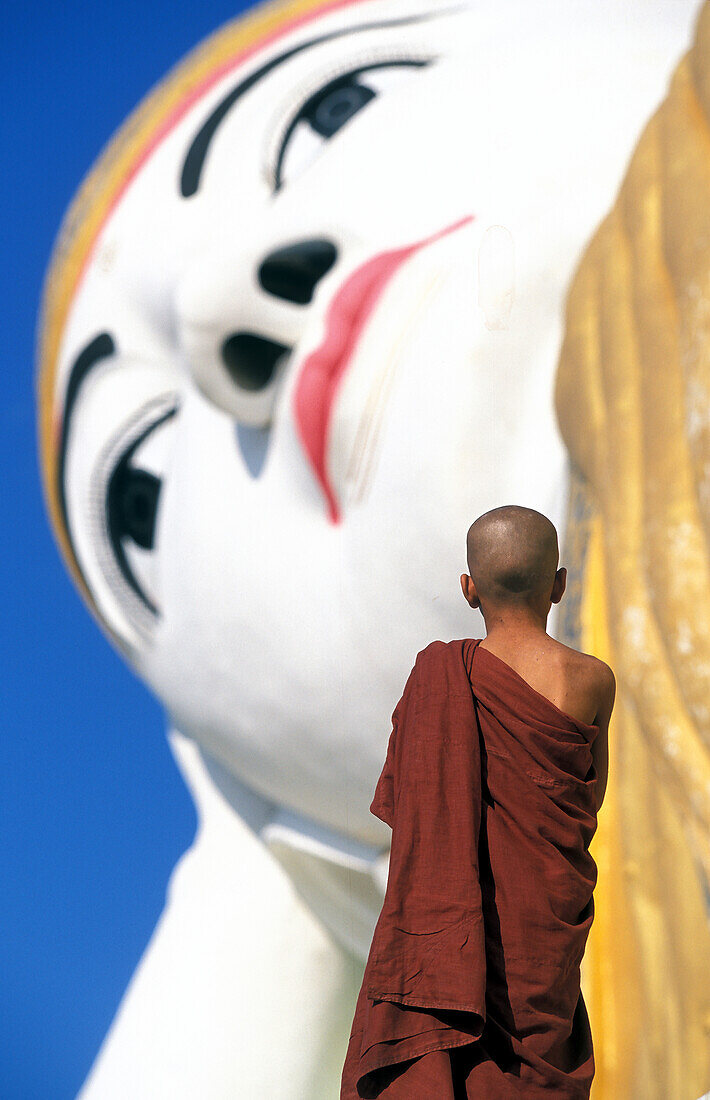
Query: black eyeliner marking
xmin=180 ymin=7 xmax=467 ymax=197
xmin=106 ymin=407 xmax=177 ymax=615
xmin=272 ymin=58 xmax=429 ymax=192
xmin=57 ymin=332 xmax=116 ymax=557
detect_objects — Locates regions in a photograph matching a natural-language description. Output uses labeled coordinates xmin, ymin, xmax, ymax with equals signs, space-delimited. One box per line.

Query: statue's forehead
xmin=35 ymin=0 xmax=379 ymax=610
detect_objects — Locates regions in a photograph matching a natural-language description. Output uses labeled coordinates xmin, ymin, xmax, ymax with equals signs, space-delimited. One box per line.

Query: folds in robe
xmin=340 ymin=637 xmax=599 ymax=1099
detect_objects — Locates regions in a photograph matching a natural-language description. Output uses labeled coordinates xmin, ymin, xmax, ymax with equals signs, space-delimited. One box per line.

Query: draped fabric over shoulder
xmin=340 ymin=638 xmax=599 ymax=1099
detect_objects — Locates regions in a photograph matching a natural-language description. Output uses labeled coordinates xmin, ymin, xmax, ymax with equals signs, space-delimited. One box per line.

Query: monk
xmin=340 ymin=504 xmax=615 ymax=1099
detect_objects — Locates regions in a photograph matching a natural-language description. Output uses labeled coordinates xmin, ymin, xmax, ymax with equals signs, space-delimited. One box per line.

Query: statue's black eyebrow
xmin=180 ymin=6 xmax=468 ymax=198
xmin=57 ymin=332 xmax=116 ymax=540
xmin=54 ymin=331 xmax=115 ymax=590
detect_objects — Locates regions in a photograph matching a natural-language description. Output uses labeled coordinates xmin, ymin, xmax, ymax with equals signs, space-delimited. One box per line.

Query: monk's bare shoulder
xmin=554 ymin=639 xmax=612 ymax=677
xmin=591 ymin=658 xmax=616 ymax=722
xmin=561 ymin=642 xmax=612 ymax=730
xmin=574 ymin=649 xmax=614 ymax=695
xmin=587 ymin=654 xmax=616 ymax=692
xmin=567 ymin=651 xmax=615 ymax=811
xmin=550 ymin=641 xmax=615 ymax=721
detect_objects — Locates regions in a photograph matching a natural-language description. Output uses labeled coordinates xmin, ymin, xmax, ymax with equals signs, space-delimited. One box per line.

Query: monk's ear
xmin=460 ymin=574 xmax=480 ymax=608
xmin=551 ymin=567 xmax=567 ymax=604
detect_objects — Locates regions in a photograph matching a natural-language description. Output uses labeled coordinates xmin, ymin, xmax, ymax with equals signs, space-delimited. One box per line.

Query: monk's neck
xmin=481 ymin=610 xmax=550 ymax=643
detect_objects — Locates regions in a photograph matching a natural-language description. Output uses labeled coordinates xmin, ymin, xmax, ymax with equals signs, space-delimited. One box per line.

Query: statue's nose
xmin=175 ymin=236 xmax=339 ymax=426
xmin=220 ymin=239 xmax=338 ymax=393
xmin=257 ymin=239 xmax=338 ymax=305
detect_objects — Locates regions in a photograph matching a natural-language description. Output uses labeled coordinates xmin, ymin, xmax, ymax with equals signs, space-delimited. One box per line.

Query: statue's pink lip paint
xmin=292 ymin=213 xmax=474 ymax=524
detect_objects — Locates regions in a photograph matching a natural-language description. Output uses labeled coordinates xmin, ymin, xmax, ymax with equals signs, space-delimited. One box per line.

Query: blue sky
xmin=1 ymin=2 xmax=253 ymax=1096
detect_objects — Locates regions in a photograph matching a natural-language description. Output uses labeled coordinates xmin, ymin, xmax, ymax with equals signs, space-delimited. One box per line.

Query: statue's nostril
xmin=258 ymin=239 xmax=337 ymax=304
xmin=220 ymin=332 xmax=291 ymax=391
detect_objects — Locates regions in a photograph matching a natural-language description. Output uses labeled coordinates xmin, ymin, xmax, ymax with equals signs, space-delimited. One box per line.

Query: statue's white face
xmin=43 ymin=0 xmax=700 ymax=842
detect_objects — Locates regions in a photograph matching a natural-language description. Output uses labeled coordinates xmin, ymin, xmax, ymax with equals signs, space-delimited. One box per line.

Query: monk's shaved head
xmin=465 ymin=505 xmax=559 ymax=607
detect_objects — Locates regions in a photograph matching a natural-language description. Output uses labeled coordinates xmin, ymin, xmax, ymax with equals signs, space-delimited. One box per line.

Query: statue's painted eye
xmin=103 ymin=405 xmax=177 ymax=620
xmin=270 ymin=57 xmax=434 ymax=191
xmin=71 ymin=388 xmax=179 ymax=650
xmin=107 ymin=461 xmax=162 ymax=613
xmin=109 ymin=467 xmax=161 ymax=552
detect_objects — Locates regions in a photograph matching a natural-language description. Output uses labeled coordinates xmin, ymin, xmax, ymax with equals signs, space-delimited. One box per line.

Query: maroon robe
xmin=340 ymin=637 xmax=599 ymax=1099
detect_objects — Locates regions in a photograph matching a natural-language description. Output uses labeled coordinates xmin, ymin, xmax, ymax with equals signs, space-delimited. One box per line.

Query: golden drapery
xmin=555 ymin=5 xmax=710 ymax=1093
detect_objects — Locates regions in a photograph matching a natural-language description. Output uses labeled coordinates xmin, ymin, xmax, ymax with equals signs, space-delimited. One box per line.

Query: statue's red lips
xmin=292 ymin=214 xmax=474 ymax=524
